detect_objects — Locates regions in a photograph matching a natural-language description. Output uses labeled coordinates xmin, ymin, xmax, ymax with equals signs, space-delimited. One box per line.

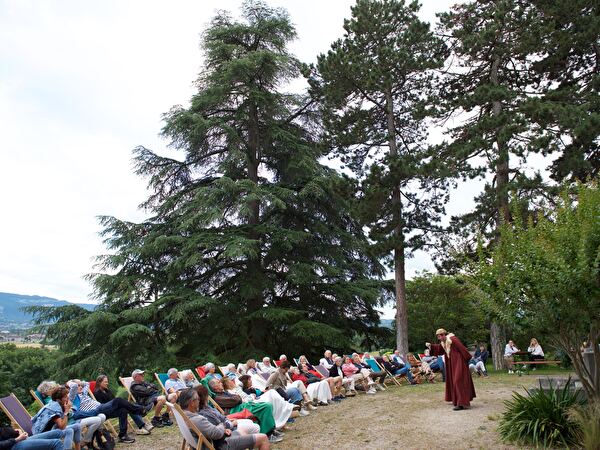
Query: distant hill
xmin=380 ymin=319 xmax=393 ymax=329
xmin=0 ymin=292 xmax=95 ymax=328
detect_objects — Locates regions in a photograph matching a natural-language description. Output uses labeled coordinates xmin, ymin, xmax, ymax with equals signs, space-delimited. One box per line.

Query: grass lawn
xmin=128 ymin=367 xmax=573 ymax=449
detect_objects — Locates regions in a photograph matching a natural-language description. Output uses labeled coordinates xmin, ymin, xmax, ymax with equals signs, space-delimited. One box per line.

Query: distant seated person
xmin=422 ymin=349 xmax=445 ymax=381
xmin=352 ymin=353 xmax=386 ymax=390
xmin=527 ymin=338 xmax=544 ymax=367
xmin=342 ymin=356 xmax=375 ymax=394
xmin=203 ymin=363 xmax=222 ymax=381
xmin=177 ymin=388 xmax=270 ymax=450
xmin=504 ymin=340 xmax=520 ymax=374
xmin=290 ymin=364 xmax=332 ymax=405
xmin=181 ymin=370 xmax=200 ymax=388
xmin=381 ymin=354 xmax=416 ymax=385
xmin=36 ymin=381 xmax=59 ymax=405
xmin=164 ymin=368 xmax=187 ymax=401
xmin=93 ymin=374 xmax=152 ymax=435
xmin=319 ymin=350 xmax=334 ymax=370
xmin=468 ymin=344 xmax=489 ymax=377
xmin=259 ymin=357 xmax=277 ymax=374
xmin=0 ymin=425 xmax=65 ymax=450
xmin=391 ymin=350 xmax=404 ymax=365
xmin=224 ymin=364 xmax=241 ymax=380
xmin=130 ymin=369 xmax=172 ymax=428
xmin=328 ymin=356 xmax=356 ymax=395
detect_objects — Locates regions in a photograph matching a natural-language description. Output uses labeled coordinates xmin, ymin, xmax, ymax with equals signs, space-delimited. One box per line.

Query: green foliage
xmin=0 ymin=344 xmax=57 ymax=424
xmin=316 ymin=0 xmax=450 ymax=352
xmin=405 ymin=273 xmax=487 ymax=351
xmin=569 ymin=402 xmax=600 ymax=450
xmin=473 ymin=182 xmax=600 ymax=399
xmin=33 ymin=0 xmax=387 ymax=374
xmin=498 ymin=379 xmax=585 ymax=448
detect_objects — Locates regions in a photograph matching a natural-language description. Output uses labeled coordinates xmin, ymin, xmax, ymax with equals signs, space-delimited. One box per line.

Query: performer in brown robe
xmin=426 ymin=328 xmax=476 ymax=410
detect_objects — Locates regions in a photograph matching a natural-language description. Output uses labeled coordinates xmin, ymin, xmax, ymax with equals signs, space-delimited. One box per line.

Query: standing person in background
xmin=504 ymin=340 xmax=520 ymax=374
xmin=426 ymin=328 xmax=476 ymax=411
xmin=527 ymin=338 xmax=544 ymax=369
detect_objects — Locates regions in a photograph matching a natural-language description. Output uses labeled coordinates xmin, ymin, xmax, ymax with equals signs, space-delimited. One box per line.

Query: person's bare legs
xmin=255 ymin=433 xmax=270 ymax=450
xmin=154 ymin=395 xmax=167 ymax=417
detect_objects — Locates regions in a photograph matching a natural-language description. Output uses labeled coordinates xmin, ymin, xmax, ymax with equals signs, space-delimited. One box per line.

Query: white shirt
xmin=528 ymin=344 xmax=544 ymax=356
xmin=504 ymin=344 xmax=519 ymax=357
xmin=260 ymin=363 xmax=277 ymax=374
xmin=319 ymin=357 xmax=333 ymax=369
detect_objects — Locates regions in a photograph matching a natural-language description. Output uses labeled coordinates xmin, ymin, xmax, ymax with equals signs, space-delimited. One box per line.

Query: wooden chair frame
xmin=167 ymin=401 xmax=215 ymax=450
xmin=0 ymin=393 xmax=32 ymax=434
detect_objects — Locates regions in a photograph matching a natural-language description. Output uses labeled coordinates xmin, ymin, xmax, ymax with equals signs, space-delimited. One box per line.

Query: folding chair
xmin=119 ymin=376 xmax=136 ymax=403
xmin=0 ymin=394 xmax=33 ymax=435
xmin=236 ymin=363 xmax=247 ymax=375
xmin=167 ymin=402 xmax=215 ymax=450
xmin=293 ymin=358 xmax=300 ymax=367
xmin=30 ymin=389 xmax=45 ymax=408
xmin=154 ymin=373 xmax=169 ymax=394
xmin=315 ymin=365 xmax=330 ymax=378
xmin=366 ymin=358 xmax=402 ymax=387
xmin=195 ymin=366 xmax=207 ymax=380
xmin=274 ymin=360 xmax=281 ymax=367
xmin=179 ymin=370 xmax=225 ymax=415
xmin=86 ymin=380 xmax=131 ymax=437
xmin=218 ymin=366 xmax=229 ymax=377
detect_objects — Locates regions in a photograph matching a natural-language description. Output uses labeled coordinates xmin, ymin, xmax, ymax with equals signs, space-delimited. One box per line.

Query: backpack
xmin=92 ymin=428 xmax=116 ymax=450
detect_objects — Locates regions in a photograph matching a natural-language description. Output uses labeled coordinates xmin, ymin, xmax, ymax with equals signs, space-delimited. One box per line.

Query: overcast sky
xmin=1 ymin=0 xmax=473 ymax=318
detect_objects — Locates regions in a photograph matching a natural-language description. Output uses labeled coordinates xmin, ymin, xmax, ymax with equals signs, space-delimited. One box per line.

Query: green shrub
xmin=570 ymin=402 xmax=600 ymax=450
xmin=498 ymin=378 xmax=585 ymax=448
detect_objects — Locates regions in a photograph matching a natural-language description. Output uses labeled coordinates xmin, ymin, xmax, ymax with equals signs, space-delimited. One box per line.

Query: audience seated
xmin=203 ymin=363 xmax=222 ymax=381
xmin=181 ymin=370 xmax=200 ymax=388
xmin=358 ymin=354 xmax=387 ymax=390
xmin=265 ymin=361 xmax=313 ymax=415
xmin=67 ymin=379 xmax=137 ymax=444
xmin=130 ymin=369 xmax=172 ymax=429
xmin=164 ymin=368 xmax=187 ymax=401
xmin=319 ymin=350 xmax=334 ymax=370
xmin=527 ymin=338 xmax=545 ymax=368
xmin=178 ymin=387 xmax=271 ymax=449
xmin=422 ymin=349 xmax=445 ymax=381
xmin=290 ymin=364 xmax=332 ymax=405
xmin=468 ymin=344 xmax=489 ymax=377
xmin=224 ymin=364 xmax=241 ymax=380
xmin=341 ymin=356 xmax=375 ymax=394
xmin=93 ymin=374 xmax=151 ymax=435
xmin=224 ymin=375 xmax=293 ymax=431
xmin=206 ymin=378 xmax=277 ymax=438
xmin=328 ymin=357 xmax=356 ymax=396
xmin=35 ymin=381 xmax=59 ymax=405
xmin=259 ymin=358 xmax=277 ymax=374
xmin=0 ymin=426 xmax=63 ymax=450
xmin=381 ymin=354 xmax=416 ymax=385
xmin=504 ymin=340 xmax=520 ymax=374
xmin=31 ymin=386 xmax=83 ymax=450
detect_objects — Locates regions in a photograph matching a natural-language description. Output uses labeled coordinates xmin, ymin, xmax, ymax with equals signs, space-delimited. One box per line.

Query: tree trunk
xmin=489 ymin=54 xmax=510 ymax=368
xmin=489 ymin=321 xmax=505 ymax=370
xmin=246 ymin=101 xmax=265 ymax=349
xmin=385 ymin=87 xmax=409 ymax=355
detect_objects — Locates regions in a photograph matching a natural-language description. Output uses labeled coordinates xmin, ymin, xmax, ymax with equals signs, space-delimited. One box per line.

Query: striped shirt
xmin=68 ymin=381 xmax=100 ymax=412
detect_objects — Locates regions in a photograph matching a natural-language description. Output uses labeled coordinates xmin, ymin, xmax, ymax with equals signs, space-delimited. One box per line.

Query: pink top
xmin=342 ymin=363 xmax=359 ymax=377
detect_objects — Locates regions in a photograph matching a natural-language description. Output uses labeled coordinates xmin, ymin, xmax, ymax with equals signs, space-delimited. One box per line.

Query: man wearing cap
xmin=130 ymin=369 xmax=172 ymax=428
xmin=426 ymin=328 xmax=476 ymax=411
xmin=164 ymin=368 xmax=187 ymax=402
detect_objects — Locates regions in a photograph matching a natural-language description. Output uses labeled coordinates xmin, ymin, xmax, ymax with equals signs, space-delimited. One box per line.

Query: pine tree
xmin=30 ymin=0 xmax=386 ymax=375
xmin=525 ymin=0 xmax=600 ymax=181
xmin=315 ymin=0 xmax=449 ymax=354
xmin=436 ymin=0 xmax=548 ymax=368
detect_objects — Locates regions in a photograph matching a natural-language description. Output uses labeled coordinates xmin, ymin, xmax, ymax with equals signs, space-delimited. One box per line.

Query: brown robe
xmin=429 ymin=333 xmax=476 ymax=407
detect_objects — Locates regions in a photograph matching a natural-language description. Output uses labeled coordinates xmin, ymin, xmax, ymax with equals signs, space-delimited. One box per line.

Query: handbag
xmin=92 ymin=428 xmax=116 ymax=450
xmin=226 ymin=408 xmax=256 ymax=421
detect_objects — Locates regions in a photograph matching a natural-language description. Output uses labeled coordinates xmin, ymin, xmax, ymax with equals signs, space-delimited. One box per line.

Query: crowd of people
xmin=0 ymin=349 xmax=446 ymax=450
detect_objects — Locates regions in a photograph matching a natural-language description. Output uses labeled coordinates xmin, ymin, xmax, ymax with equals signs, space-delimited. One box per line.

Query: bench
xmin=519 ymin=360 xmax=560 ymax=365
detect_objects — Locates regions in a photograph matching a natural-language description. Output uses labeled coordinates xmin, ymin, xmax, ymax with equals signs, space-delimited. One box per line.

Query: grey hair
xmin=205 ymin=362 xmax=215 ymax=370
xmin=177 ymin=388 xmax=198 ymax=410
xmin=37 ymin=380 xmax=59 ymax=396
xmin=208 ymin=378 xmax=219 ymax=389
xmin=227 ymin=363 xmax=236 ymax=371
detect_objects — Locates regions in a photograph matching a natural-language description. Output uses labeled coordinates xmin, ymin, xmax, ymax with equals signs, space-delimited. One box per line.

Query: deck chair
xmin=119 ymin=376 xmax=137 ymax=404
xmin=179 ymin=370 xmax=225 ymax=415
xmin=0 ymin=394 xmax=33 ymax=435
xmin=274 ymin=360 xmax=281 ymax=367
xmin=366 ymin=358 xmax=402 ymax=387
xmin=167 ymin=401 xmax=215 ymax=450
xmin=155 ymin=373 xmax=169 ymax=394
xmin=86 ymin=380 xmax=134 ymax=437
xmin=315 ymin=365 xmax=330 ymax=378
xmin=195 ymin=366 xmax=207 ymax=380
xmin=30 ymin=389 xmax=45 ymax=408
xmin=293 ymin=358 xmax=300 ymax=367
xmin=218 ymin=366 xmax=229 ymax=377
xmin=236 ymin=363 xmax=247 ymax=375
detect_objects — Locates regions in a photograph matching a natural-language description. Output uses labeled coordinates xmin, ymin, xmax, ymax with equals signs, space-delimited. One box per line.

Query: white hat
xmin=131 ymin=369 xmax=145 ymax=377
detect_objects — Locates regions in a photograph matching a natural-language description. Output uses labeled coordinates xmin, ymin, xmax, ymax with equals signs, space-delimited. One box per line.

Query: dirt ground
xmin=127 ymin=369 xmax=571 ymax=450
